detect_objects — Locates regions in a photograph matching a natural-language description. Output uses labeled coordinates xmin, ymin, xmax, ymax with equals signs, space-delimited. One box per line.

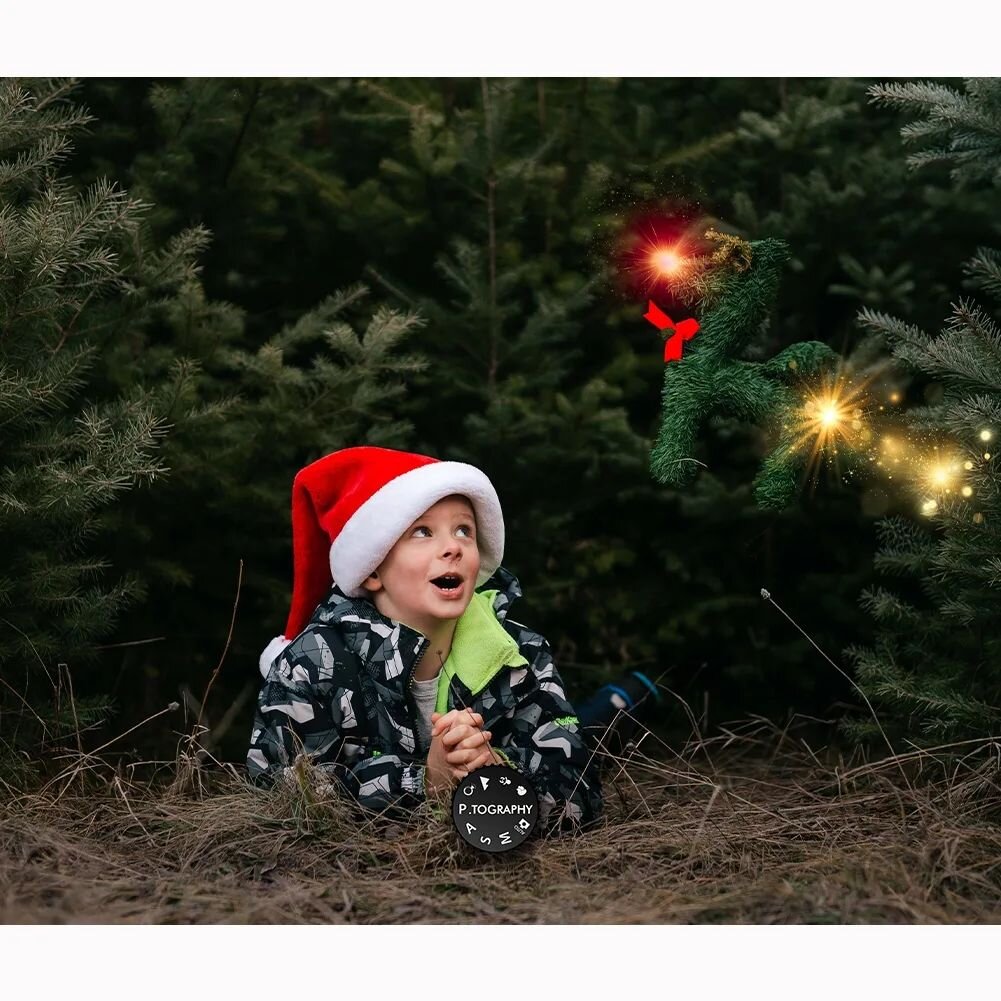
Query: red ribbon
xmin=643 ymin=300 xmax=700 ymax=363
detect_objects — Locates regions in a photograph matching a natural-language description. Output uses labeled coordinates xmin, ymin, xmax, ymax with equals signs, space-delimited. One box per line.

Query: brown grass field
xmin=4 ymin=713 xmax=1001 ymax=925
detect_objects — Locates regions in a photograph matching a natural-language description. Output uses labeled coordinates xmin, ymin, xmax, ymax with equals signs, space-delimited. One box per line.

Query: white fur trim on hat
xmin=260 ymin=633 xmax=290 ymax=679
xmin=330 ymin=460 xmax=504 ymax=599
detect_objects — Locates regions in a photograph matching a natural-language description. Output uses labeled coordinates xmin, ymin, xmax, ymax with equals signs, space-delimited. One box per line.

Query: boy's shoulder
xmin=500 ymin=612 xmax=548 ymax=652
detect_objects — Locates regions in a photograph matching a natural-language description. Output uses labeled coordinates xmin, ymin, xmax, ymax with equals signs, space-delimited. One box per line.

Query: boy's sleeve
xmin=246 ymin=628 xmax=428 ymax=819
xmin=490 ymin=631 xmax=604 ymax=834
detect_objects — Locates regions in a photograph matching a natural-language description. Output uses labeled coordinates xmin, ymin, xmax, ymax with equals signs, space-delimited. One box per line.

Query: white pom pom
xmin=260 ymin=634 xmax=290 ymax=678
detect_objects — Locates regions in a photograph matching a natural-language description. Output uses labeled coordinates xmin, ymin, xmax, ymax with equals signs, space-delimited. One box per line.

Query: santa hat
xmin=259 ymin=446 xmax=505 ymax=677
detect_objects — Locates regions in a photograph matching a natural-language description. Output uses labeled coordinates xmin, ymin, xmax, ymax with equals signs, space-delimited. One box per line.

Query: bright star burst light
xmin=886 ymin=440 xmax=972 ymax=516
xmin=915 ymin=446 xmax=967 ymax=503
xmin=780 ymin=371 xmax=984 ymax=512
xmin=611 ymin=210 xmax=710 ymax=296
xmin=787 ymin=374 xmax=872 ymax=483
xmin=648 ymin=246 xmax=683 ymax=278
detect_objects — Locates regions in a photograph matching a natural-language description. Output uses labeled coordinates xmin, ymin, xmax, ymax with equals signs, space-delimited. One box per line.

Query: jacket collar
xmin=310 ymin=565 xmax=526 ymax=691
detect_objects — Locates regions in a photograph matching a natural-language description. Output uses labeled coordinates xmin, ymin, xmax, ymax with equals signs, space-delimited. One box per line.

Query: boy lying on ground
xmin=247 ymin=446 xmax=604 ymax=835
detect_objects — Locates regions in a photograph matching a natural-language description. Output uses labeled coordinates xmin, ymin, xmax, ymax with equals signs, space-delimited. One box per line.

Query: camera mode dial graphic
xmin=451 ymin=764 xmax=539 ymax=853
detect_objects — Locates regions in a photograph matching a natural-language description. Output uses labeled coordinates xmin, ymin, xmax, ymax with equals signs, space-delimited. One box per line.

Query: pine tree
xmin=0 ymin=79 xmax=170 ymax=768
xmin=634 ymin=78 xmax=1000 ymax=720
xmin=94 ymin=276 xmax=432 ymax=728
xmin=845 ymin=79 xmax=1001 ymax=739
xmin=867 ymin=78 xmax=1001 ymax=187
xmin=1 ymin=78 xmax=437 ymax=767
xmin=63 ymin=77 xmax=1001 ymax=732
xmin=331 ymin=79 xmax=660 ymax=685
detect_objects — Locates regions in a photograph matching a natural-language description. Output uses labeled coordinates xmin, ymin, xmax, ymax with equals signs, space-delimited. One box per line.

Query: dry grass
xmin=4 ymin=716 xmax=1001 ymax=924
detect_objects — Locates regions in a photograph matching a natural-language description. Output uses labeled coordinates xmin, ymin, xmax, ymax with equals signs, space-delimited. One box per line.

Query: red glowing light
xmin=649 ymin=247 xmax=683 ymax=277
xmin=607 ymin=204 xmax=707 ymax=299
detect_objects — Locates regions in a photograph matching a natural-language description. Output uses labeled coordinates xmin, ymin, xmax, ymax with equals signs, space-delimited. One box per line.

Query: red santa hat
xmin=259 ymin=445 xmax=505 ymax=677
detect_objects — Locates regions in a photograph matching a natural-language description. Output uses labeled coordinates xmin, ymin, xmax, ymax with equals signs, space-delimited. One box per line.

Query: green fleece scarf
xmin=434 ymin=588 xmax=529 ymax=714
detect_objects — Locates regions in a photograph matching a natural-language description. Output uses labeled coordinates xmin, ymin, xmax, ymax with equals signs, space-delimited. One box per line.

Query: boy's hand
xmin=432 ymin=709 xmax=496 ymax=770
xmin=425 ymin=710 xmax=495 ymax=799
xmin=430 ymin=708 xmax=483 ymax=738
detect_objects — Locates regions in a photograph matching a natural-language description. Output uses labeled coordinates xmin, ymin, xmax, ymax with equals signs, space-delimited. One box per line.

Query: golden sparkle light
xmin=819 ymin=402 xmax=842 ymax=428
xmin=788 ymin=373 xmax=873 ymax=483
xmin=918 ymin=448 xmax=965 ymax=496
xmin=980 ymin=429 xmax=992 ymax=442
xmin=929 ymin=465 xmax=954 ymax=489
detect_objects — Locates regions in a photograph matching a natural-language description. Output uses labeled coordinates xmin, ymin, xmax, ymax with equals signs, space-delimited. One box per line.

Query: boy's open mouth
xmin=430 ymin=573 xmax=464 ymax=597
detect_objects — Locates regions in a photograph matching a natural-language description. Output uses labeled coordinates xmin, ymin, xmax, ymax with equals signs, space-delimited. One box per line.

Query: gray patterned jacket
xmin=247 ymin=565 xmax=603 ymax=834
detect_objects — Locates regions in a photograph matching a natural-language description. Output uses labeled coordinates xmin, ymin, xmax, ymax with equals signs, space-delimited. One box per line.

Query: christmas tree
xmin=0 ymin=79 xmax=168 ymax=772
xmin=647 ymin=231 xmax=842 ymax=509
xmin=68 ymin=80 xmax=435 ymax=734
xmin=0 ymin=79 xmax=430 ymax=771
xmin=55 ymin=77 xmax=1001 ymax=738
xmin=845 ymin=79 xmax=1001 ymax=739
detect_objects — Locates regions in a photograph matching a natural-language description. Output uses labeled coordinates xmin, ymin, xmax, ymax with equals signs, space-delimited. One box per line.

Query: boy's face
xmin=360 ymin=494 xmax=481 ymax=635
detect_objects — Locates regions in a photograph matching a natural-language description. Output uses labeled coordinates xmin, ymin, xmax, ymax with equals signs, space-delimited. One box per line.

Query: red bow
xmin=643 ymin=300 xmax=700 ymax=363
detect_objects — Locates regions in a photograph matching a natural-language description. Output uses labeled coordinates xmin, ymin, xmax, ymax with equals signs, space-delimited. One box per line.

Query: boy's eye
xmin=413 ymin=524 xmax=474 ymax=537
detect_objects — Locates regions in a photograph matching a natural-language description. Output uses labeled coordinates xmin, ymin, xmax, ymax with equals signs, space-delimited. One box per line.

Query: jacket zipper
xmin=405 ymin=638 xmax=510 ymax=755
xmin=406 ymin=638 xmax=430 ymax=756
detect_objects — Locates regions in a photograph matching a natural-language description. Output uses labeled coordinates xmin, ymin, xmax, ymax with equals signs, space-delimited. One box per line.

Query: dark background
xmin=13 ymin=77 xmax=997 ymax=765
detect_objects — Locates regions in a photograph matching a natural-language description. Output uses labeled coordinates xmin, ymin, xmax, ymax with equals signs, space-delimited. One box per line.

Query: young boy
xmin=247 ymin=445 xmax=604 ymax=835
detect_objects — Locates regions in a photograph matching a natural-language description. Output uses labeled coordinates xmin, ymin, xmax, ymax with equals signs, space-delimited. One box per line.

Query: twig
xmin=60 ymin=663 xmax=84 ymax=784
xmin=0 ymin=673 xmax=51 ymax=737
xmin=760 ymin=587 xmax=916 ymax=798
xmin=40 ymin=702 xmax=181 ymax=797
xmin=0 ymin=617 xmax=57 ymax=687
xmin=92 ymin=637 xmax=166 ymax=650
xmin=362 ymin=265 xmax=417 ymax=308
xmin=113 ymin=775 xmax=156 ymax=847
xmin=193 ymin=559 xmax=243 ymax=742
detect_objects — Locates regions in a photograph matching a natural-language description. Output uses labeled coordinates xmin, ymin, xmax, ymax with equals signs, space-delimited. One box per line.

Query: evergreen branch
xmin=867 ymin=79 xmax=1001 ymax=182
xmin=964 ymin=246 xmax=1001 ymax=300
xmin=867 ymin=81 xmax=968 ymax=119
xmin=855 ymin=306 xmax=932 ymax=355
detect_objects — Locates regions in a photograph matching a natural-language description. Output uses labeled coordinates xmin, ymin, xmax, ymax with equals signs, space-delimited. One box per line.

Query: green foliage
xmin=0 ymin=78 xmax=166 ymax=771
xmin=0 ymin=78 xmax=167 ymax=675
xmin=867 ymin=78 xmax=1001 ymax=186
xmin=1 ymin=79 xmax=429 ymax=772
xmin=649 ymin=237 xmax=842 ymax=509
xmin=845 ymin=79 xmax=1001 ymax=740
xmin=96 ymin=275 xmax=432 ymax=700
xmin=16 ymin=75 xmax=998 ymax=755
